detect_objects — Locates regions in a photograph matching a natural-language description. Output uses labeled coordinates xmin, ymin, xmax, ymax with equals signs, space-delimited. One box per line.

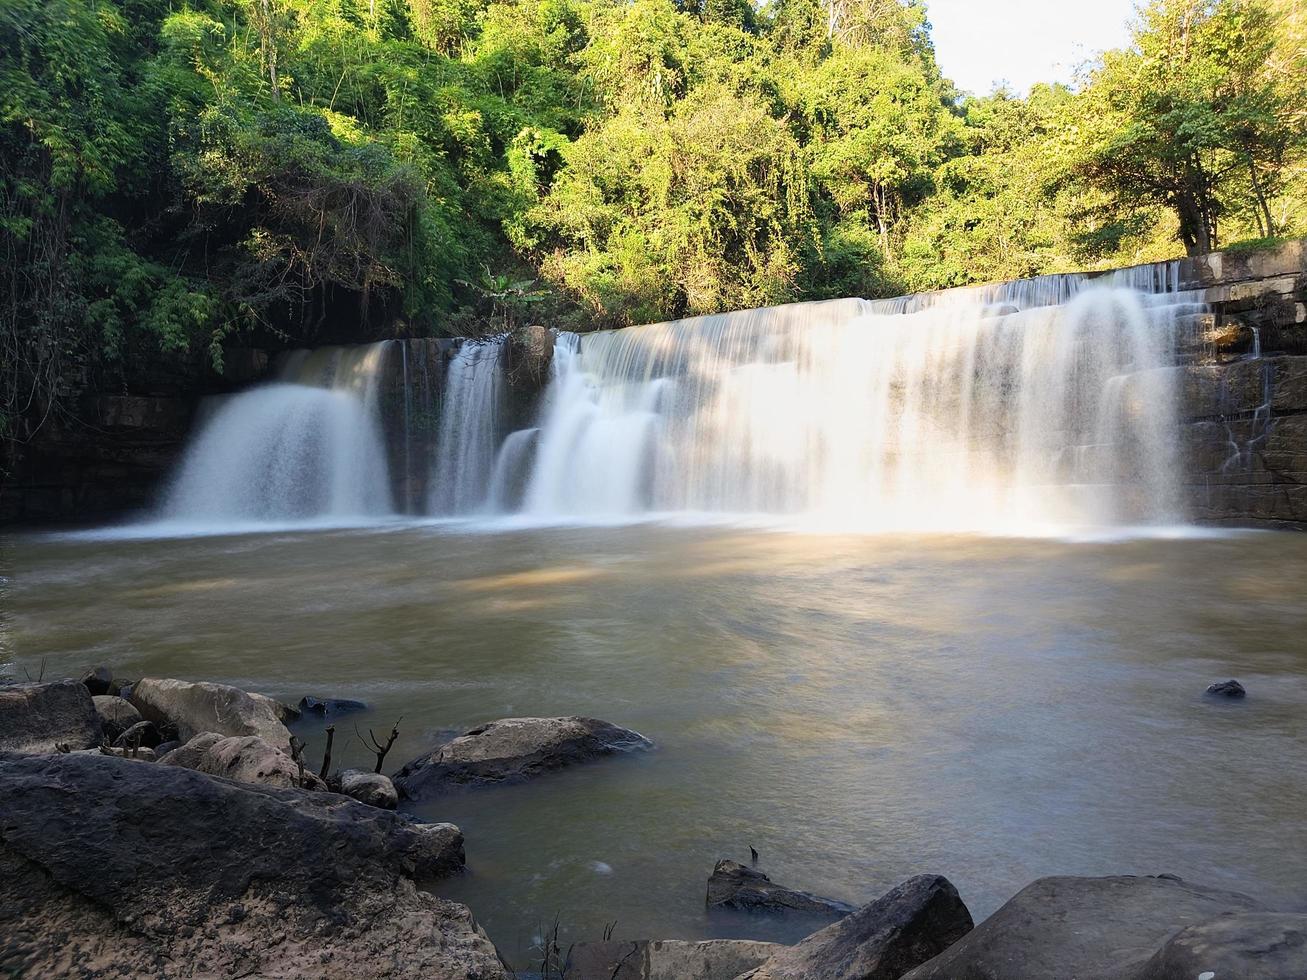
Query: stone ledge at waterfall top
xmin=392 ymin=715 xmax=653 ymax=800
xmin=0 ymin=752 xmax=503 ymax=980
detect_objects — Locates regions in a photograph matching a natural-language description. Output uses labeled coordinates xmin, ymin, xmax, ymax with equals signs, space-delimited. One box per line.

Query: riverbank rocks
xmin=566 ymin=939 xmax=784 ymax=980
xmin=0 ymin=752 xmax=501 ymax=979
xmin=1135 ymin=912 xmax=1307 ymax=979
xmin=160 ymin=732 xmax=325 ymax=790
xmin=740 ymin=874 xmax=973 ymax=980
xmin=393 ymin=716 xmax=652 ymax=800
xmin=129 ymin=677 xmax=293 ymax=748
xmin=340 ymin=768 xmax=399 ymax=809
xmin=1206 ymin=678 xmax=1246 ymax=698
xmin=92 ymin=694 xmax=141 ymax=741
xmin=900 ymin=874 xmax=1267 ymax=980
xmin=707 ymin=860 xmax=855 ymax=916
xmin=0 ymin=680 xmax=102 ymax=754
xmin=112 ymin=719 xmax=161 ymax=749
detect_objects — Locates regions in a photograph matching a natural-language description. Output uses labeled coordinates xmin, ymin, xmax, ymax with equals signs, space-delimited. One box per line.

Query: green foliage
xmin=2 ymin=0 xmax=1305 ymax=453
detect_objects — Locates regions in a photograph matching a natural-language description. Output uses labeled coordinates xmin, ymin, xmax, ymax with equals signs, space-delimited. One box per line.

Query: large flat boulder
xmin=1134 ymin=912 xmax=1307 ymax=980
xmin=741 ymin=875 xmax=973 ymax=980
xmin=707 ymin=859 xmax=855 ymax=916
xmin=566 ymin=939 xmax=784 ymax=980
xmin=159 ymin=732 xmax=325 ymax=790
xmin=393 ymin=716 xmax=652 ymax=800
xmin=0 ymin=752 xmax=501 ymax=979
xmin=901 ymin=875 xmax=1267 ymax=980
xmin=0 ymin=680 xmax=102 ymax=754
xmin=129 ymin=677 xmax=292 ymax=748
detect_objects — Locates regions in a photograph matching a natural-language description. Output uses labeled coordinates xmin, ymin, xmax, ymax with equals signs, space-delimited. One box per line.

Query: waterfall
xmin=158 ymin=343 xmax=394 ymax=523
xmin=517 ymin=280 xmax=1204 ymax=531
xmin=429 ymin=338 xmax=507 ymax=514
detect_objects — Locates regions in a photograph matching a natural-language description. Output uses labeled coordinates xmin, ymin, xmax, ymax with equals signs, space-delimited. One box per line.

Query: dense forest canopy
xmin=1 ymin=0 xmax=1305 ymax=446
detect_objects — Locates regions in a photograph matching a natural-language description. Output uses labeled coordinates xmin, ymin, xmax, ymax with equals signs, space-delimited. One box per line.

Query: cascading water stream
xmin=429 ymin=338 xmax=509 ymax=515
xmin=516 ymin=277 xmax=1205 ymax=531
xmin=158 ymin=343 xmax=394 ymax=523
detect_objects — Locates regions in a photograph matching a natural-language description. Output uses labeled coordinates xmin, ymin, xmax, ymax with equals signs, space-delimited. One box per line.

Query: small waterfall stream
xmin=153 ymin=267 xmax=1209 ymax=533
xmin=158 ymin=343 xmax=394 ymax=523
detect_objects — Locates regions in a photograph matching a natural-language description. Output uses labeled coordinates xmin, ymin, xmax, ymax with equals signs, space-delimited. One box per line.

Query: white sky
xmin=926 ymin=0 xmax=1140 ymax=95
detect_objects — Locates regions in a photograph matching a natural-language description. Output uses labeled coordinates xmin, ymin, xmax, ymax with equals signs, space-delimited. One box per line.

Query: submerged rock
xmin=901 ymin=875 xmax=1267 ymax=980
xmin=130 ymin=677 xmax=292 ymax=748
xmin=299 ymin=695 xmax=369 ymax=717
xmin=0 ymin=680 xmax=102 ymax=754
xmin=706 ymin=860 xmax=855 ymax=916
xmin=80 ymin=665 xmax=114 ymax=696
xmin=566 ymin=939 xmax=783 ymax=980
xmin=1135 ymin=911 xmax=1307 ymax=979
xmin=92 ymin=695 xmax=141 ymax=742
xmin=393 ymin=716 xmax=652 ymax=800
xmin=741 ymin=874 xmax=972 ymax=980
xmin=1206 ymin=678 xmax=1247 ymax=698
xmin=339 ymin=768 xmax=399 ymax=810
xmin=160 ymin=732 xmax=325 ymax=790
xmin=0 ymin=752 xmax=499 ymax=979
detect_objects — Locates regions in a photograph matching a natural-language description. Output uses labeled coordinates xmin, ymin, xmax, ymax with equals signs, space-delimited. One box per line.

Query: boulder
xmin=741 ymin=875 xmax=972 ymax=980
xmin=1135 ymin=912 xmax=1307 ymax=979
xmin=111 ymin=719 xmax=162 ymax=750
xmin=393 ymin=716 xmax=652 ymax=800
xmin=92 ymin=695 xmax=142 ymax=741
xmin=707 ymin=860 xmax=855 ymax=916
xmin=73 ymin=746 xmax=158 ymax=762
xmin=253 ymin=692 xmax=301 ymax=725
xmin=160 ymin=732 xmax=325 ymax=790
xmin=900 ymin=875 xmax=1267 ymax=980
xmin=129 ymin=677 xmax=292 ymax=748
xmin=81 ymin=665 xmax=114 ymax=696
xmin=299 ymin=695 xmax=369 ymax=717
xmin=0 ymin=680 xmax=102 ymax=754
xmin=0 ymin=752 xmax=499 ymax=979
xmin=154 ymin=739 xmax=180 ymax=756
xmin=340 ymin=768 xmax=399 ymax=809
xmin=566 ymin=939 xmax=784 ymax=980
xmin=408 ymin=820 xmax=467 ymax=880
xmin=1206 ymin=679 xmax=1246 ymax=698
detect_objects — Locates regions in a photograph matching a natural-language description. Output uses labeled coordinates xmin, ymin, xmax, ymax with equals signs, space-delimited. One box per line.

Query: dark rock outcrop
xmin=0 ymin=680 xmax=102 ymax=754
xmin=339 ymin=768 xmax=399 ymax=809
xmin=706 ymin=860 xmax=855 ymax=916
xmin=1134 ymin=912 xmax=1307 ymax=979
xmin=565 ymin=939 xmax=783 ymax=980
xmin=901 ymin=874 xmax=1266 ymax=980
xmin=505 ymin=324 xmax=556 ymax=391
xmin=393 ymin=716 xmax=652 ymax=800
xmin=740 ymin=874 xmax=972 ymax=980
xmin=0 ymin=752 xmax=498 ymax=979
xmin=1206 ymin=679 xmax=1246 ymax=698
xmin=130 ymin=677 xmax=292 ymax=748
xmin=112 ymin=719 xmax=162 ymax=749
xmin=159 ymin=732 xmax=325 ymax=790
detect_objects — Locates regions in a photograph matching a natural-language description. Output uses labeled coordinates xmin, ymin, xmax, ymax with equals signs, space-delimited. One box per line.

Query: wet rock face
xmin=505 ymin=324 xmax=555 ymax=391
xmin=0 ymin=752 xmax=497 ymax=980
xmin=1206 ymin=678 xmax=1246 ymax=698
xmin=392 ymin=715 xmax=653 ymax=801
xmin=130 ymin=677 xmax=293 ymax=749
xmin=706 ymin=860 xmax=855 ymax=916
xmin=742 ymin=874 xmax=973 ymax=980
xmin=900 ymin=875 xmax=1266 ymax=980
xmin=0 ymin=681 xmax=102 ymax=754
xmin=566 ymin=939 xmax=785 ymax=980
